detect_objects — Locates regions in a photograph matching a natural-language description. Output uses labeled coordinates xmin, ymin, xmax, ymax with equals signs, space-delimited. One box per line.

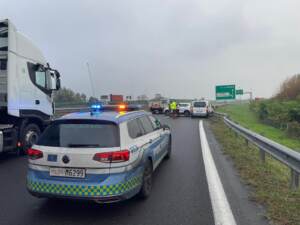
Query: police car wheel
xmin=139 ymin=160 xmax=153 ymax=199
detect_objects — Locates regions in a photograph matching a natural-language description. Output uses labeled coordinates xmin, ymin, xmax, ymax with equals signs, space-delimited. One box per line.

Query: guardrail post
xmin=245 ymin=139 xmax=249 ymax=146
xmin=259 ymin=149 xmax=266 ymax=163
xmin=290 ymin=169 xmax=299 ymax=190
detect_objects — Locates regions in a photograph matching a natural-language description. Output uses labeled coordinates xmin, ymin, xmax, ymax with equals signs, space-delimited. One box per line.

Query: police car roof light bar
xmin=89 ymin=104 xmax=142 ymax=114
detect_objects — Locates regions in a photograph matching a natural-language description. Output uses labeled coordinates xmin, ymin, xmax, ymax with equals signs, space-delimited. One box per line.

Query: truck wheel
xmin=21 ymin=124 xmax=41 ymax=152
xmin=138 ymin=160 xmax=153 ymax=199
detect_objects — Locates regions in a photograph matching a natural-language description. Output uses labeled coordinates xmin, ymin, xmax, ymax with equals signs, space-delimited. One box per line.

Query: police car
xmin=26 ymin=104 xmax=171 ymax=203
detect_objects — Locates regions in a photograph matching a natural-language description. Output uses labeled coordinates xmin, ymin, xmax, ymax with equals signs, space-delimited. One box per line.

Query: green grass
xmin=217 ymin=104 xmax=300 ymax=153
xmin=210 ymin=118 xmax=300 ymax=225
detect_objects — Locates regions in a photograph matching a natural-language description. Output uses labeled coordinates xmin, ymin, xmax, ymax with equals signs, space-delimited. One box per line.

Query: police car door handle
xmin=149 ymin=139 xmax=153 ymax=144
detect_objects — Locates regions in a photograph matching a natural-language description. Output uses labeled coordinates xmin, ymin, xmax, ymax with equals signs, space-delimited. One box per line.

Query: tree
xmin=137 ymin=94 xmax=148 ymax=100
xmin=80 ymin=94 xmax=87 ymax=102
xmin=54 ymin=87 xmax=87 ymax=104
xmin=154 ymin=93 xmax=163 ymax=100
xmin=88 ymin=96 xmax=99 ymax=104
xmin=275 ymin=74 xmax=300 ymax=100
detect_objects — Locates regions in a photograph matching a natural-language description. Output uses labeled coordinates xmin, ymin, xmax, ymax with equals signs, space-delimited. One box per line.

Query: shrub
xmin=249 ymin=74 xmax=300 ymax=138
xmin=258 ymin=101 xmax=269 ymax=121
xmin=287 ymin=121 xmax=300 ymax=138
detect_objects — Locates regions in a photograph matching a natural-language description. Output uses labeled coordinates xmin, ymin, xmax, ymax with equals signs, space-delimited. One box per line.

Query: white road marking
xmin=199 ymin=120 xmax=237 ymax=225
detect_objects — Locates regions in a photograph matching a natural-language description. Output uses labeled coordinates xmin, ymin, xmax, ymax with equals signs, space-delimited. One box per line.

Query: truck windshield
xmin=37 ymin=120 xmax=120 ymax=148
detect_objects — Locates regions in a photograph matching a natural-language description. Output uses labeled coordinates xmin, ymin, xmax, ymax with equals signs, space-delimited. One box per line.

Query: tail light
xmin=93 ymin=150 xmax=130 ymax=163
xmin=27 ymin=148 xmax=43 ymax=160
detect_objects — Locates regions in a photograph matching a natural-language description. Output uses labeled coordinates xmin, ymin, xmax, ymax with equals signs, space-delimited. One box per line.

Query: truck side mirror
xmin=56 ymin=77 xmax=61 ymax=90
xmin=47 ymin=70 xmax=61 ymax=91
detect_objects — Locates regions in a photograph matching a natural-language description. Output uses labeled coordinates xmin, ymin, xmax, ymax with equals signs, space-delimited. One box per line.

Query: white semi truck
xmin=0 ymin=19 xmax=61 ymax=153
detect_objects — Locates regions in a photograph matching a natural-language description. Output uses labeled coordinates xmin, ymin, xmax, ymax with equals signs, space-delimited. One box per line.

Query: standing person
xmin=170 ymin=101 xmax=177 ymax=118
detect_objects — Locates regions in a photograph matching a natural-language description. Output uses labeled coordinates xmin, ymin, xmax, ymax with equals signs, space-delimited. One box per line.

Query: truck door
xmin=26 ymin=62 xmax=53 ymax=116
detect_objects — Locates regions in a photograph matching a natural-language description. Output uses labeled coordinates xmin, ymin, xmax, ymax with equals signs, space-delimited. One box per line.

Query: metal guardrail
xmin=215 ymin=112 xmax=300 ymax=189
xmin=54 ymin=107 xmax=89 ymax=117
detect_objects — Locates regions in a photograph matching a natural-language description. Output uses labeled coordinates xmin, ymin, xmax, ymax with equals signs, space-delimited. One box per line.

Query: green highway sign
xmin=216 ymin=85 xmax=236 ymax=100
xmin=236 ymin=89 xmax=244 ymax=95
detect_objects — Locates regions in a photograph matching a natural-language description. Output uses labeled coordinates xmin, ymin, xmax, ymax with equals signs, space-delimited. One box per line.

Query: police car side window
xmin=127 ymin=119 xmax=144 ymax=139
xmin=139 ymin=116 xmax=154 ymax=134
xmin=148 ymin=115 xmax=161 ymax=130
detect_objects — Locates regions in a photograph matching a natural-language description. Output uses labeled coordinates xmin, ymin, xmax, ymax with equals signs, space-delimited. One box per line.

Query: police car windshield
xmin=37 ymin=120 xmax=120 ymax=148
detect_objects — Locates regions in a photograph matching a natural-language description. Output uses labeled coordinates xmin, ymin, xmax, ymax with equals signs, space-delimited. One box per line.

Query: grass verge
xmin=210 ymin=117 xmax=300 ymax=225
xmin=217 ymin=104 xmax=300 ymax=153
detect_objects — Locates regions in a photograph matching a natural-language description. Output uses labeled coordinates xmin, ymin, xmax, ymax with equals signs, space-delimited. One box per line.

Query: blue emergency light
xmin=90 ymin=103 xmax=102 ymax=115
xmin=91 ymin=104 xmax=102 ymax=110
xmin=89 ymin=103 xmax=141 ymax=115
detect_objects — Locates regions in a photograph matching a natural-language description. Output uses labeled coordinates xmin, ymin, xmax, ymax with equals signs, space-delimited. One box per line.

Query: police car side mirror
xmin=162 ymin=124 xmax=170 ymax=131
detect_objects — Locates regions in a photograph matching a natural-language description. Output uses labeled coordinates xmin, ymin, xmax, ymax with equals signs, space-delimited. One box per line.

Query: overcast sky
xmin=1 ymin=0 xmax=300 ymax=99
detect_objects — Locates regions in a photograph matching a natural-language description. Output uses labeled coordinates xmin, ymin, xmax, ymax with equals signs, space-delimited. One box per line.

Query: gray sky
xmin=1 ymin=0 xmax=300 ymax=99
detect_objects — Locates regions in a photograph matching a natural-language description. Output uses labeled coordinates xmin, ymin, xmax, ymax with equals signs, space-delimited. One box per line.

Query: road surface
xmin=0 ymin=116 xmax=268 ymax=225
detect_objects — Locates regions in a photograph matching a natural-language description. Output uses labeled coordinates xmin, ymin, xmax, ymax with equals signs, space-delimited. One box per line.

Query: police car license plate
xmin=50 ymin=167 xmax=86 ymax=178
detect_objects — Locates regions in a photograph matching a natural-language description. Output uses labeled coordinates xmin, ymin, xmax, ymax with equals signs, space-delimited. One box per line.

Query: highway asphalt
xmin=0 ymin=116 xmax=269 ymax=225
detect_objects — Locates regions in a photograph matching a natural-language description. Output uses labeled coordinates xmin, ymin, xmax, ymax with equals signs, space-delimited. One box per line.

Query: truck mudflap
xmin=0 ymin=126 xmax=17 ymax=153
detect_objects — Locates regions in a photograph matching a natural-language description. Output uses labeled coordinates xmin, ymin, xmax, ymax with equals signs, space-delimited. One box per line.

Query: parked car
xmin=191 ymin=100 xmax=213 ymax=117
xmin=178 ymin=103 xmax=191 ymax=116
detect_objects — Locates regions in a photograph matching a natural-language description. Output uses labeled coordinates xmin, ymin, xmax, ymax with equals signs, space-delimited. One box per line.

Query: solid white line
xmin=199 ymin=120 xmax=237 ymax=225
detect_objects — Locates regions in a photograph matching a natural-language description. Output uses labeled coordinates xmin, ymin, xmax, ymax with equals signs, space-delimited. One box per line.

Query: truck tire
xmin=21 ymin=123 xmax=41 ymax=152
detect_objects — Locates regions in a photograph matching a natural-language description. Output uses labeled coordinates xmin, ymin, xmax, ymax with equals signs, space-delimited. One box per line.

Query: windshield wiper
xmin=67 ymin=144 xmax=100 ymax=148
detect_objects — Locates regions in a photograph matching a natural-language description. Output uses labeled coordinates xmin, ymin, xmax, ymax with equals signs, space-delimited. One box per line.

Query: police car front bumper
xmin=27 ymin=166 xmax=143 ymax=203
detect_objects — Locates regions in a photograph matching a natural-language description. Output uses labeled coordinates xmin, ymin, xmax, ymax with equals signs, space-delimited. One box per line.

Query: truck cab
xmin=149 ymin=99 xmax=169 ymax=114
xmin=0 ymin=19 xmax=61 ymax=153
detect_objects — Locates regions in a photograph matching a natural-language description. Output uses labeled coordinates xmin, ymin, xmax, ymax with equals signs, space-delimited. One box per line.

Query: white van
xmin=191 ymin=100 xmax=213 ymax=117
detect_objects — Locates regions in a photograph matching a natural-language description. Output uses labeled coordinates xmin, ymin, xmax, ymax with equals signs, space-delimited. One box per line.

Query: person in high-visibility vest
xmin=170 ymin=101 xmax=177 ymax=117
